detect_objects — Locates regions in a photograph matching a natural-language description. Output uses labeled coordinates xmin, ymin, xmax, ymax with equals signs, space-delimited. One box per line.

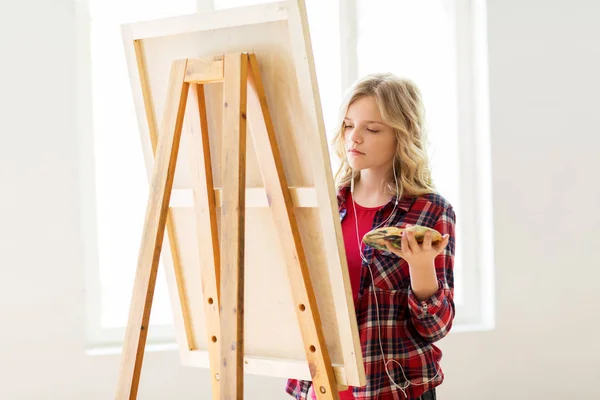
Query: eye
xmin=367 ymin=128 xmax=379 ymax=133
xmin=344 ymin=124 xmax=354 ymax=130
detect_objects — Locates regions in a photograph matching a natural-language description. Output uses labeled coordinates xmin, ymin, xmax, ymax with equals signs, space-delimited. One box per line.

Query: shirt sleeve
xmin=407 ymin=205 xmax=456 ymax=342
xmin=285 ymin=378 xmax=312 ymax=399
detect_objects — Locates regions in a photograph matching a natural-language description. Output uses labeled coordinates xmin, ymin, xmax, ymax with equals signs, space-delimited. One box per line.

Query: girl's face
xmin=343 ymin=96 xmax=397 ymax=172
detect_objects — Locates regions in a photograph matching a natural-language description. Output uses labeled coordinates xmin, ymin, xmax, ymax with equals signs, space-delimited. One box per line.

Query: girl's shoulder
xmin=404 ymin=192 xmax=456 ymax=223
xmin=415 ymin=192 xmax=454 ymax=210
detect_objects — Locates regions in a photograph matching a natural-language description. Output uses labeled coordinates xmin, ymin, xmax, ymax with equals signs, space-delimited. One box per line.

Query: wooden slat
xmin=128 ymin=3 xmax=288 ymax=40
xmin=185 ymin=350 xmax=348 ymax=383
xmin=215 ymin=187 xmax=316 ymax=208
xmin=219 ymin=53 xmax=248 ymax=400
xmin=168 ymin=187 xmax=318 ymax=208
xmin=133 ymin=40 xmax=159 ymax=151
xmin=185 ymin=56 xmax=224 ymax=83
xmin=115 ymin=59 xmax=189 ymax=400
xmin=246 ymin=54 xmax=339 ymax=399
xmin=132 ymin=40 xmax=195 ymax=361
xmin=186 ymin=82 xmax=222 ymax=399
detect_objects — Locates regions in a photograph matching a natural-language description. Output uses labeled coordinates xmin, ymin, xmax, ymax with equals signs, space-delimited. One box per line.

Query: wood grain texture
xmin=168 ymin=187 xmax=319 ymax=208
xmin=185 ymin=56 xmax=225 ymax=83
xmin=186 ymin=83 xmax=222 ymax=399
xmin=219 ymin=53 xmax=248 ymax=400
xmin=128 ymin=37 xmax=195 ymax=366
xmin=115 ymin=59 xmax=189 ymax=400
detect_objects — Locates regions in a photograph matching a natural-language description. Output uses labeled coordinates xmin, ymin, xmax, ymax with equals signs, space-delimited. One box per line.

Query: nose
xmin=346 ymin=126 xmax=363 ymax=144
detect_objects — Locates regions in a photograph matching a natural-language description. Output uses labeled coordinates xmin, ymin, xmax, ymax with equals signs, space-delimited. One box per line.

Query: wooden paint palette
xmin=362 ymin=225 xmax=443 ymax=252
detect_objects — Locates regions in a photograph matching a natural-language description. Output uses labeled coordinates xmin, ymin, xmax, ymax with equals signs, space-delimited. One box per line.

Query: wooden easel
xmin=115 ymin=53 xmax=342 ymax=400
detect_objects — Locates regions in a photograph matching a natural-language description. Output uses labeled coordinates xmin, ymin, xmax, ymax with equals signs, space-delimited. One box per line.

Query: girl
xmin=286 ymin=73 xmax=456 ymax=400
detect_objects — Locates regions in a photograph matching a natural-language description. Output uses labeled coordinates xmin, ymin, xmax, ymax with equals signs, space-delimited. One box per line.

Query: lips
xmin=348 ymin=148 xmax=364 ymax=155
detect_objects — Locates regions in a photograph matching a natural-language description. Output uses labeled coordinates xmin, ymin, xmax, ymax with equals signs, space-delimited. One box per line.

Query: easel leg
xmin=133 ymin=40 xmax=196 ymax=353
xmin=219 ymin=53 xmax=249 ymax=400
xmin=187 ymin=81 xmax=222 ymax=400
xmin=115 ymin=59 xmax=189 ymax=400
xmin=245 ymin=54 xmax=340 ymax=399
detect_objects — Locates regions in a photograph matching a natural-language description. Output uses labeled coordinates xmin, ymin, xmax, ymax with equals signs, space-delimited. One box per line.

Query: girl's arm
xmin=384 ymin=206 xmax=456 ymax=342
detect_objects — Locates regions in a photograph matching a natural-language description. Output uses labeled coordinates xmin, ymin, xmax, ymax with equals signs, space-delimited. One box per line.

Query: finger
xmin=406 ymin=228 xmax=420 ymax=253
xmin=433 ymin=234 xmax=450 ymax=253
xmin=401 ymin=229 xmax=412 ymax=255
xmin=422 ymin=231 xmax=432 ymax=251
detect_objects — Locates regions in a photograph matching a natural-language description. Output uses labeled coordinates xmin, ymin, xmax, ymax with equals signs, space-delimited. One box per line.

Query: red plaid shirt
xmin=286 ymin=186 xmax=456 ymax=399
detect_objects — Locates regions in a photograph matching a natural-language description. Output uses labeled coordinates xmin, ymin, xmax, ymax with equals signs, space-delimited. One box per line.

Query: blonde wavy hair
xmin=332 ymin=73 xmax=436 ymax=199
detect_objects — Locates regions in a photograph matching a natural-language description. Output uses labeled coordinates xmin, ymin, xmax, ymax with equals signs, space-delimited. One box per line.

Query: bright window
xmin=350 ymin=0 xmax=493 ymax=328
xmin=87 ymin=0 xmax=197 ymax=345
xmin=356 ymin=0 xmax=463 ymax=303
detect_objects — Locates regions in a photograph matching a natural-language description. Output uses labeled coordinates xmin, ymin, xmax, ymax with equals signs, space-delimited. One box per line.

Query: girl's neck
xmin=352 ymin=171 xmax=393 ymax=208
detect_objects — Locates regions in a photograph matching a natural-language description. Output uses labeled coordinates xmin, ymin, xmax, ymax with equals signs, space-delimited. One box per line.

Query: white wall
xmin=0 ymin=0 xmax=598 ymax=399
xmin=436 ymin=0 xmax=600 ymax=398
